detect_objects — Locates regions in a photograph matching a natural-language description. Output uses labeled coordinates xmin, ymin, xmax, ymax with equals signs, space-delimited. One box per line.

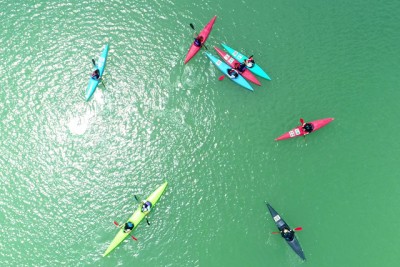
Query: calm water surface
xmin=1 ymin=0 xmax=400 ymax=266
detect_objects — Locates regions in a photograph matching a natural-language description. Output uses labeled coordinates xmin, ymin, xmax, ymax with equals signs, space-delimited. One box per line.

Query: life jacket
xmin=227 ymin=69 xmax=238 ymax=78
xmin=245 ymin=58 xmax=255 ymax=68
xmin=92 ymin=70 xmax=100 ymax=79
xmin=125 ymin=222 xmax=134 ymax=230
xmin=304 ymin=123 xmax=314 ymax=132
xmin=238 ymin=63 xmax=247 ymax=72
xmin=194 ymin=38 xmax=202 ymax=47
xmin=142 ymin=201 xmax=152 ymax=212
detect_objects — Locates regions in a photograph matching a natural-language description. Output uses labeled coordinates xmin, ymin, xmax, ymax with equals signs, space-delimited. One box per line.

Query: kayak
xmin=85 ymin=44 xmax=109 ymax=101
xmin=205 ymin=52 xmax=253 ymax=91
xmin=103 ymin=182 xmax=168 ymax=257
xmin=266 ymin=203 xmax=306 ymax=261
xmin=184 ymin=16 xmax=217 ymax=64
xmin=213 ymin=46 xmax=261 ymax=86
xmin=275 ymin=118 xmax=334 ymax=141
xmin=221 ymin=43 xmax=271 ymax=80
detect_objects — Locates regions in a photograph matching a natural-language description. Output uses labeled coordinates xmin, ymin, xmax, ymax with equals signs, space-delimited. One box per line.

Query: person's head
xmin=127 ymin=222 xmax=133 ymax=228
xmin=283 ymin=228 xmax=289 ymax=233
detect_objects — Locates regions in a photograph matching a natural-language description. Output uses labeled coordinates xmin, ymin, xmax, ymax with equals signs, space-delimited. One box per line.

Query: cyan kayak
xmin=205 ymin=52 xmax=253 ymax=91
xmin=221 ymin=43 xmax=271 ymax=80
xmin=85 ymin=44 xmax=109 ymax=101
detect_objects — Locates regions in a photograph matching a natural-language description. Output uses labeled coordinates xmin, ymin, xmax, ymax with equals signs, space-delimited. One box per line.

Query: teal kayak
xmin=85 ymin=44 xmax=109 ymax=101
xmin=221 ymin=43 xmax=271 ymax=80
xmin=205 ymin=52 xmax=253 ymax=91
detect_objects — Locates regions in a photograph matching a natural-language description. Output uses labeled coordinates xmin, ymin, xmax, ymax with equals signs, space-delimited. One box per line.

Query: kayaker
xmin=91 ymin=69 xmax=100 ymax=80
xmin=193 ymin=35 xmax=204 ymax=47
xmin=141 ymin=200 xmax=152 ymax=213
xmin=302 ymin=122 xmax=314 ymax=134
xmin=281 ymin=228 xmax=294 ymax=241
xmin=227 ymin=68 xmax=239 ymax=79
xmin=123 ymin=221 xmax=134 ymax=233
xmin=234 ymin=62 xmax=247 ymax=73
xmin=244 ymin=57 xmax=255 ymax=68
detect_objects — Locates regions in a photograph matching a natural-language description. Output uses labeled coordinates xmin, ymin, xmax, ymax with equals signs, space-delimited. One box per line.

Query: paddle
xmin=91 ymin=58 xmax=107 ymax=90
xmin=219 ymin=75 xmax=225 ymax=81
xmin=272 ymin=227 xmax=303 ymax=234
xmin=113 ymin=221 xmax=138 ymax=241
xmin=300 ymin=118 xmax=305 ymax=125
xmin=134 ymin=195 xmax=150 ymax=226
xmin=189 ymin=23 xmax=208 ymax=50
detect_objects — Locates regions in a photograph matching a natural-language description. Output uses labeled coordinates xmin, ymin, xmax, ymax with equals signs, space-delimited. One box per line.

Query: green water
xmin=1 ymin=0 xmax=400 ymax=266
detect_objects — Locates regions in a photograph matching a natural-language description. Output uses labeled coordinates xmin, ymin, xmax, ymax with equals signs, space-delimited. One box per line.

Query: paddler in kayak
xmin=141 ymin=200 xmax=152 ymax=213
xmin=302 ymin=122 xmax=314 ymax=134
xmin=281 ymin=228 xmax=295 ymax=241
xmin=227 ymin=68 xmax=239 ymax=79
xmin=91 ymin=69 xmax=100 ymax=80
xmin=234 ymin=62 xmax=247 ymax=73
xmin=193 ymin=35 xmax=204 ymax=47
xmin=244 ymin=57 xmax=255 ymax=68
xmin=123 ymin=221 xmax=134 ymax=233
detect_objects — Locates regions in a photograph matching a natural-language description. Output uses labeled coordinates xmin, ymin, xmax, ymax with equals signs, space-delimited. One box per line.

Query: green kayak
xmin=103 ymin=182 xmax=168 ymax=257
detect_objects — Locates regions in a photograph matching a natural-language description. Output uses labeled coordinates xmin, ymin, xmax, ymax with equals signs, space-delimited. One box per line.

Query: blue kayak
xmin=205 ymin=52 xmax=253 ymax=91
xmin=85 ymin=44 xmax=109 ymax=101
xmin=221 ymin=43 xmax=271 ymax=81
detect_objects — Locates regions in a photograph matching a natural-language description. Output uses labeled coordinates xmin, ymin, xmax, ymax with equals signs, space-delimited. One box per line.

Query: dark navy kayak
xmin=266 ymin=203 xmax=306 ymax=260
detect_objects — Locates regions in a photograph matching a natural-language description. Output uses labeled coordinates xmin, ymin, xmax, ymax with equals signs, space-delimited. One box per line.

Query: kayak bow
xmin=103 ymin=182 xmax=168 ymax=257
xmin=275 ymin=118 xmax=334 ymax=141
xmin=266 ymin=203 xmax=306 ymax=260
xmin=85 ymin=44 xmax=109 ymax=101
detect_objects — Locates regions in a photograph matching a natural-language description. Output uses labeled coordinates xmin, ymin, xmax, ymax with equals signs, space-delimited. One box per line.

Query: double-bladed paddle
xmin=272 ymin=227 xmax=303 ymax=234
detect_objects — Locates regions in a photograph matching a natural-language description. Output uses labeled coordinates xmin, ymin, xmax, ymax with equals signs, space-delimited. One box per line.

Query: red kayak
xmin=184 ymin=16 xmax=217 ymax=64
xmin=275 ymin=118 xmax=334 ymax=141
xmin=213 ymin=46 xmax=261 ymax=86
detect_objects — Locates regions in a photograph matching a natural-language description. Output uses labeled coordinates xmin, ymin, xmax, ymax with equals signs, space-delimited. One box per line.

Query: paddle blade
xmin=300 ymin=118 xmax=305 ymax=125
xmin=134 ymin=195 xmax=139 ymax=202
xmin=131 ymin=235 xmax=138 ymax=241
xmin=271 ymin=231 xmax=280 ymax=234
xmin=92 ymin=59 xmax=96 ymax=66
xmin=113 ymin=221 xmax=119 ymax=227
xmin=294 ymin=227 xmax=303 ymax=231
xmin=190 ymin=23 xmax=195 ymax=30
xmin=218 ymin=75 xmax=225 ymax=81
